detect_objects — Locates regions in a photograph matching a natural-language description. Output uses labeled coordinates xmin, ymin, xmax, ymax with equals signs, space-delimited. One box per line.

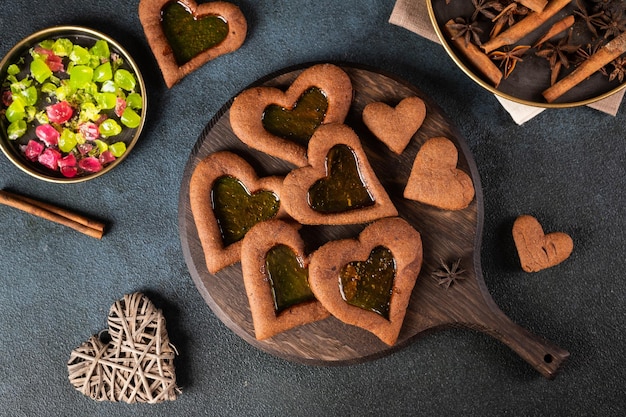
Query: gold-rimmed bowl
xmin=0 ymin=26 xmax=146 ymax=183
xmin=427 ymin=0 xmax=626 ymax=107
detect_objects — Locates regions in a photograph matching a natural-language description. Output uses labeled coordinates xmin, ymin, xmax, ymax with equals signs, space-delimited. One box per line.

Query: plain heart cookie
xmin=230 ymin=63 xmax=353 ymax=167
xmin=241 ymin=219 xmax=330 ymax=340
xmin=404 ymin=136 xmax=475 ymax=210
xmin=512 ymin=215 xmax=573 ymax=272
xmin=308 ymin=217 xmax=423 ymax=346
xmin=362 ymin=96 xmax=426 ymax=154
xmin=281 ymin=123 xmax=397 ymax=225
xmin=139 ymin=0 xmax=247 ymax=88
xmin=189 ymin=151 xmax=288 ymax=274
xmin=67 ymin=292 xmax=178 ymax=403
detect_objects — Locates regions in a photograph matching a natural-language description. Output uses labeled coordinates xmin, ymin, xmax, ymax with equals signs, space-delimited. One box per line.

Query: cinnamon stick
xmin=444 ymin=20 xmax=503 ymax=88
xmin=518 ymin=0 xmax=548 ymax=12
xmin=534 ymin=15 xmax=575 ymax=47
xmin=482 ymin=0 xmax=572 ymax=54
xmin=543 ymin=32 xmax=626 ymax=103
xmin=0 ymin=189 xmax=105 ymax=239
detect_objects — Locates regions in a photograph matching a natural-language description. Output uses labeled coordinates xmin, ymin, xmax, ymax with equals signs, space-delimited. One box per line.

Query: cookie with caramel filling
xmin=189 ymin=151 xmax=288 ymax=274
xmin=139 ymin=0 xmax=247 ymax=88
xmin=241 ymin=219 xmax=330 ymax=340
xmin=281 ymin=123 xmax=397 ymax=225
xmin=308 ymin=217 xmax=423 ymax=346
xmin=230 ymin=63 xmax=353 ymax=167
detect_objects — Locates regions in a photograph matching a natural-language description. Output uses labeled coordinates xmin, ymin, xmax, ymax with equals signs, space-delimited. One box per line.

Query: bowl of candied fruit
xmin=0 ymin=26 xmax=146 ymax=183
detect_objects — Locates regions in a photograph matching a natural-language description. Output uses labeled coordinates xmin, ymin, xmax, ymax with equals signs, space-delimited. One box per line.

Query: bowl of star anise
xmin=427 ymin=0 xmax=626 ymax=106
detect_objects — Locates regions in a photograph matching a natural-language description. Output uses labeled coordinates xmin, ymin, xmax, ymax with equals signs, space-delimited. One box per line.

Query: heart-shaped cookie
xmin=230 ymin=63 xmax=353 ymax=167
xmin=362 ymin=96 xmax=426 ymax=154
xmin=308 ymin=217 xmax=423 ymax=346
xmin=281 ymin=123 xmax=398 ymax=225
xmin=67 ymin=293 xmax=178 ymax=403
xmin=512 ymin=215 xmax=573 ymax=272
xmin=241 ymin=219 xmax=330 ymax=340
xmin=404 ymin=136 xmax=475 ymax=210
xmin=189 ymin=151 xmax=287 ymax=274
xmin=139 ymin=0 xmax=247 ymax=88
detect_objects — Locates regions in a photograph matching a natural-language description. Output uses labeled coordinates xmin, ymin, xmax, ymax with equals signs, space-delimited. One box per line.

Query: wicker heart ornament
xmin=68 ymin=293 xmax=179 ymax=403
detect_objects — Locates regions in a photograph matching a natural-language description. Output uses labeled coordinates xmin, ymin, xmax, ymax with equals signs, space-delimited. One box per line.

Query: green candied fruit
xmin=80 ymin=102 xmax=100 ymax=122
xmin=94 ymin=139 xmax=108 ymax=153
xmin=95 ymin=92 xmax=117 ymax=109
xmin=69 ymin=65 xmax=94 ymax=89
xmin=100 ymin=79 xmax=116 ymax=93
xmin=125 ymin=92 xmax=142 ymax=109
xmin=69 ymin=45 xmax=90 ymax=65
xmin=5 ymin=99 xmax=26 ymax=123
xmin=30 ymin=57 xmax=52 ymax=83
xmin=7 ymin=64 xmax=20 ymax=76
xmin=108 ymin=141 xmax=126 ymax=157
xmin=21 ymin=86 xmax=38 ymax=106
xmin=121 ymin=107 xmax=141 ymax=128
xmin=41 ymin=82 xmax=57 ymax=94
xmin=52 ymin=38 xmax=73 ymax=57
xmin=114 ymin=69 xmax=136 ymax=91
xmin=58 ymin=128 xmax=78 ymax=152
xmin=35 ymin=110 xmax=49 ymax=124
xmin=93 ymin=62 xmax=112 ymax=82
xmin=90 ymin=40 xmax=110 ymax=60
xmin=7 ymin=120 xmax=27 ymax=140
xmin=100 ymin=119 xmax=122 ymax=137
xmin=55 ymin=84 xmax=74 ymax=101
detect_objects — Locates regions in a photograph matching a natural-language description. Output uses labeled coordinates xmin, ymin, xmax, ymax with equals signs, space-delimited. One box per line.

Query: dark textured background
xmin=1 ymin=1 xmax=625 ymax=416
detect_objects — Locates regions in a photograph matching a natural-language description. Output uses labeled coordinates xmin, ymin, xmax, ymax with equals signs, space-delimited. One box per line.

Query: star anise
xmin=574 ymin=0 xmax=606 ymax=38
xmin=433 ymin=258 xmax=466 ymax=289
xmin=447 ymin=17 xmax=484 ymax=47
xmin=536 ymin=29 xmax=581 ymax=85
xmin=471 ymin=0 xmax=503 ymax=21
xmin=609 ymin=57 xmax=626 ymax=82
xmin=490 ymin=2 xmax=529 ymax=37
xmin=599 ymin=9 xmax=626 ymax=39
xmin=489 ymin=45 xmax=530 ymax=78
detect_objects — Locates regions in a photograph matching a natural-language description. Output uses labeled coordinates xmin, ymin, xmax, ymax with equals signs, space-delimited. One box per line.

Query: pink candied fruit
xmin=78 ymin=156 xmax=102 ymax=173
xmin=77 ymin=143 xmax=94 ymax=155
xmin=99 ymin=150 xmax=116 ymax=165
xmin=38 ymin=148 xmax=61 ymax=171
xmin=35 ymin=124 xmax=60 ymax=147
xmin=58 ymin=153 xmax=78 ymax=178
xmin=34 ymin=47 xmax=64 ymax=72
xmin=23 ymin=140 xmax=44 ymax=161
xmin=79 ymin=122 xmax=100 ymax=141
xmin=46 ymin=101 xmax=73 ymax=124
xmin=114 ymin=97 xmax=126 ymax=118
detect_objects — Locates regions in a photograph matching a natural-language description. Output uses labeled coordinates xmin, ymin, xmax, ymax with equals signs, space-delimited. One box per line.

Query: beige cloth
xmin=389 ymin=0 xmax=624 ymax=124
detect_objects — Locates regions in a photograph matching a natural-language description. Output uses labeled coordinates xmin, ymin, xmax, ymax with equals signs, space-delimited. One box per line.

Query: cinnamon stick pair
xmin=0 ymin=189 xmax=106 ymax=239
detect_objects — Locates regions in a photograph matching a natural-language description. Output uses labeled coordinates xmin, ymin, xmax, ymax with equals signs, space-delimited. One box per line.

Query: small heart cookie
xmin=68 ymin=293 xmax=178 ymax=403
xmin=362 ymin=96 xmax=426 ymax=154
xmin=512 ymin=215 xmax=573 ymax=272
xmin=189 ymin=151 xmax=288 ymax=274
xmin=281 ymin=123 xmax=398 ymax=225
xmin=308 ymin=217 xmax=423 ymax=346
xmin=404 ymin=136 xmax=475 ymax=210
xmin=139 ymin=0 xmax=247 ymax=88
xmin=241 ymin=219 xmax=330 ymax=340
xmin=230 ymin=63 xmax=353 ymax=167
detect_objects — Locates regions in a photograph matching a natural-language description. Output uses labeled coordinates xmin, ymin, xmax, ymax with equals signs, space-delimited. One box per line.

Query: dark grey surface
xmin=0 ymin=1 xmax=624 ymax=416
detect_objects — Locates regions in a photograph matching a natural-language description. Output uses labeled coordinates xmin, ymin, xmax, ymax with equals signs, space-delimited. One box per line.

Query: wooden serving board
xmin=178 ymin=63 xmax=569 ymax=378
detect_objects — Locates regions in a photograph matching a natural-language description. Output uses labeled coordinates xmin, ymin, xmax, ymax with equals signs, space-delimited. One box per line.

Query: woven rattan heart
xmin=67 ymin=292 xmax=179 ymax=403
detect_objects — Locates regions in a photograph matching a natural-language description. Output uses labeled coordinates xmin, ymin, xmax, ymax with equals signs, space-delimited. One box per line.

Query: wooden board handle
xmin=475 ymin=308 xmax=570 ymax=379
